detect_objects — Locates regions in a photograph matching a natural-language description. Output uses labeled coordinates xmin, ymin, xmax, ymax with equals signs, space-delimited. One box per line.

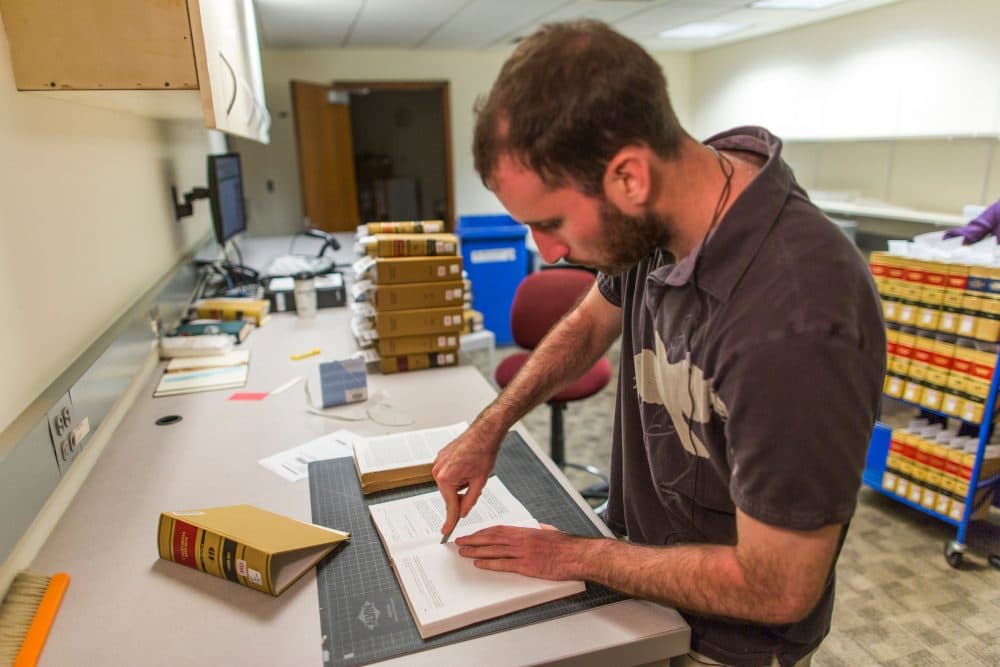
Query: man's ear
xmin=603 ymin=147 xmax=652 ymax=213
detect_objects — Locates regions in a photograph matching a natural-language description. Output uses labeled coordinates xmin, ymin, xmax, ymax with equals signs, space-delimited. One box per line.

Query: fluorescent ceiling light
xmin=659 ymin=22 xmax=749 ymax=39
xmin=750 ymin=0 xmax=847 ymax=9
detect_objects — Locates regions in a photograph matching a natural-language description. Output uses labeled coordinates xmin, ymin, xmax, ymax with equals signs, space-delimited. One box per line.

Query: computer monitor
xmin=207 ymin=153 xmax=247 ymax=246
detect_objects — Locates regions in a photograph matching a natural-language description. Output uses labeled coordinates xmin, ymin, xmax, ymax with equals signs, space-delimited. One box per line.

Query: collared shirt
xmin=597 ymin=126 xmax=885 ymax=667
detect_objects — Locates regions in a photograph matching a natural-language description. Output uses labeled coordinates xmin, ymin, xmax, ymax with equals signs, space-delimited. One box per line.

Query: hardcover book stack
xmin=351 ymin=221 xmax=466 ymax=374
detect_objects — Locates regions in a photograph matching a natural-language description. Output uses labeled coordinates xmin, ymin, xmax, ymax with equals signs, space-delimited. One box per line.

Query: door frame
xmin=332 ymin=80 xmax=455 ymax=230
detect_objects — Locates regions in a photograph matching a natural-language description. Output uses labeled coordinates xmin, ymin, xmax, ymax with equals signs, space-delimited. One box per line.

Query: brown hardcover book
xmin=367 ymin=280 xmax=465 ymax=312
xmin=157 ymin=504 xmax=349 ymax=596
xmin=361 ymin=220 xmax=445 ymax=235
xmin=361 ymin=233 xmax=459 ymax=258
xmin=375 ymin=332 xmax=460 ymax=357
xmin=352 ymin=423 xmax=466 ymax=494
xmin=369 ymin=306 xmax=465 ymax=338
xmin=356 ymin=256 xmax=464 ymax=285
xmin=379 ymin=350 xmax=458 ymax=374
xmin=193 ymin=298 xmax=271 ymax=325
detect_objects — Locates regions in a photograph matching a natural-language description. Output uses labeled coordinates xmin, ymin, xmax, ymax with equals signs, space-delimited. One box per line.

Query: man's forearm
xmin=569 ymin=538 xmax=817 ymax=625
xmin=475 ymin=306 xmax=615 ymax=436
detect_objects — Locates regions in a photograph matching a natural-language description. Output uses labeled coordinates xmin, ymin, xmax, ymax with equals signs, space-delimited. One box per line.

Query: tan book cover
xmin=352 ymin=423 xmax=467 ymax=494
xmin=369 ymin=477 xmax=586 ymax=638
xmin=157 ymin=504 xmax=349 ymax=596
xmin=375 ymin=332 xmax=460 ymax=357
xmin=369 ymin=280 xmax=466 ymax=312
xmin=371 ymin=306 xmax=465 ymax=338
xmin=355 ymin=256 xmax=464 ymax=285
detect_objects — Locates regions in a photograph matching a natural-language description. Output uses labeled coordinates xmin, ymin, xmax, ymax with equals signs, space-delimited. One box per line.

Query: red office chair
xmin=494 ymin=267 xmax=612 ymax=505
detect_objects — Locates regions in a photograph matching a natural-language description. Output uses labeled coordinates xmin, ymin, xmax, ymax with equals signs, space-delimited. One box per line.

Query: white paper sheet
xmin=258 ymin=429 xmax=362 ymax=482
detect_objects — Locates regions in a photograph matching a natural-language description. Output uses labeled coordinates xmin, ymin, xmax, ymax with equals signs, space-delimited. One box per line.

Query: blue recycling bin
xmin=456 ymin=214 xmax=529 ymax=345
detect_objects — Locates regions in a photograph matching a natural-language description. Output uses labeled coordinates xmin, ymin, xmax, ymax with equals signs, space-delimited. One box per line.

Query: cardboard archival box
xmin=363 ymin=256 xmax=464 ymax=285
xmin=368 ymin=280 xmax=465 ymax=312
xmin=157 ymin=504 xmax=349 ymax=596
xmin=370 ymin=306 xmax=465 ymax=338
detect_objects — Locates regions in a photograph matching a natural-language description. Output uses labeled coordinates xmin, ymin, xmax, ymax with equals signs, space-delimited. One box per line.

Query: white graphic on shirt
xmin=633 ymin=331 xmax=727 ymax=459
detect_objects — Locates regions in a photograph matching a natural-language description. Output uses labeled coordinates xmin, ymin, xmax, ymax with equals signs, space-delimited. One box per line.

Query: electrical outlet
xmin=46 ymin=392 xmax=89 ymax=475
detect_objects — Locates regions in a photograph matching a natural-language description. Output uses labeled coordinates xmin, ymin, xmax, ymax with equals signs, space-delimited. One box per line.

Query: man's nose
xmin=530 ymin=230 xmax=567 ymax=264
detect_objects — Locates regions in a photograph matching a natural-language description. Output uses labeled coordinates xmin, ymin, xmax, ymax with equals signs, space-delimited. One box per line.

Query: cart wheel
xmin=988 ymin=554 xmax=1000 ymax=570
xmin=944 ymin=540 xmax=965 ymax=569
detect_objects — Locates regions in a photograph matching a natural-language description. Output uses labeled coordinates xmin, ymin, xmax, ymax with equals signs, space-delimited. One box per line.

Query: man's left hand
xmin=455 ymin=525 xmax=585 ymax=580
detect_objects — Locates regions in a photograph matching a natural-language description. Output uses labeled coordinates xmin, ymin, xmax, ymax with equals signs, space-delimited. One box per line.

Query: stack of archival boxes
xmin=869 ymin=252 xmax=1000 ymax=520
xmin=352 ymin=221 xmax=465 ymax=374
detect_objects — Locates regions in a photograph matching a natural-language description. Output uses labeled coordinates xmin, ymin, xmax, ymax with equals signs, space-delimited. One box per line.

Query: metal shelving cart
xmin=863 ymin=371 xmax=1000 ymax=568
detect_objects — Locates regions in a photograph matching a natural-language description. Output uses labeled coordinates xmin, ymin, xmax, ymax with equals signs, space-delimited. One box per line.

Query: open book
xmin=369 ymin=476 xmax=586 ymax=638
xmin=353 ymin=422 xmax=467 ymax=494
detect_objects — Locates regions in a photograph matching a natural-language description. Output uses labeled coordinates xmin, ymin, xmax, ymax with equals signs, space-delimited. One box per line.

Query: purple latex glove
xmin=943 ymin=198 xmax=1000 ymax=244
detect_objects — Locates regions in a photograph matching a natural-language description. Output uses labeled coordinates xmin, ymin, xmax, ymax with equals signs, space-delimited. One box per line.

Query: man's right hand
xmin=432 ymin=425 xmax=502 ymax=537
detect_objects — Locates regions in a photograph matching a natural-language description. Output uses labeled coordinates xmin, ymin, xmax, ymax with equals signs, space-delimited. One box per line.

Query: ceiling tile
xmin=252 ymin=0 xmax=905 ymax=52
xmin=418 ymin=0 xmax=571 ymax=49
xmin=255 ymin=0 xmax=363 ymax=48
xmin=348 ymin=0 xmax=470 ymax=48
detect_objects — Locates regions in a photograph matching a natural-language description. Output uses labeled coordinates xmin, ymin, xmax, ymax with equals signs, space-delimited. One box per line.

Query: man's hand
xmin=432 ymin=427 xmax=502 ymax=537
xmin=455 ymin=525 xmax=590 ymax=580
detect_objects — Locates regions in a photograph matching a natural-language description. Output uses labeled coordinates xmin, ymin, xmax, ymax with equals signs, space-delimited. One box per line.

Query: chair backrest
xmin=509 ymin=268 xmax=596 ymax=349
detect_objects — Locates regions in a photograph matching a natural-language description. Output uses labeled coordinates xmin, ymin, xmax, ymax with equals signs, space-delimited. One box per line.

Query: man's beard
xmin=589 ymin=199 xmax=672 ymax=276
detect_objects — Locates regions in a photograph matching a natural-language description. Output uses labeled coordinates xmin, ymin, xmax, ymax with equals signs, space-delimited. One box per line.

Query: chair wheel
xmin=944 ymin=540 xmax=965 ymax=569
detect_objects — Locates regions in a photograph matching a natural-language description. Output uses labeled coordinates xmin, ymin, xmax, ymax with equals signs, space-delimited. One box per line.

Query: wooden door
xmin=290 ymin=80 xmax=360 ymax=232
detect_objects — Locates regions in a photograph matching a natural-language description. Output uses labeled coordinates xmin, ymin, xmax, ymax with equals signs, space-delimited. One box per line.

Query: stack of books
xmin=351 ymin=222 xmax=466 ymax=374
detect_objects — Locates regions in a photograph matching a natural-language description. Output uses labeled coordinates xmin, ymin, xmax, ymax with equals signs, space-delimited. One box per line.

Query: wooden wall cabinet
xmin=0 ymin=0 xmax=269 ymax=144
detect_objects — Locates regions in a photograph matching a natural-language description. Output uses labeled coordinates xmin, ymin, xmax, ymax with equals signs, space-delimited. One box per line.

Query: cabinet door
xmin=187 ymin=0 xmax=269 ymax=143
xmin=0 ymin=0 xmax=198 ymax=91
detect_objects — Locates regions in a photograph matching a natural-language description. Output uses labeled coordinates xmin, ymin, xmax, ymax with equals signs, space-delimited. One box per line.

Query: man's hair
xmin=473 ymin=20 xmax=686 ymax=196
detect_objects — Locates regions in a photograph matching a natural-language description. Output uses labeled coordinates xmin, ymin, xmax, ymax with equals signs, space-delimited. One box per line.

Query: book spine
xmin=367 ymin=238 xmax=458 ymax=258
xmin=157 ymin=515 xmax=274 ymax=595
xmin=366 ymin=221 xmax=443 ymax=234
xmin=379 ymin=351 xmax=457 ymax=374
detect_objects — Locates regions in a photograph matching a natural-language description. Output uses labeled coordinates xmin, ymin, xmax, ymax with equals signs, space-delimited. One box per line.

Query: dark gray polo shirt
xmin=596 ymin=126 xmax=885 ymax=667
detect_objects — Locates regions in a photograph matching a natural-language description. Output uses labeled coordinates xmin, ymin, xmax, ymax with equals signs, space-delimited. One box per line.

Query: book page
xmin=369 ymin=477 xmax=585 ymax=637
xmin=354 ymin=422 xmax=468 ymax=474
xmin=369 ymin=476 xmax=536 ymax=550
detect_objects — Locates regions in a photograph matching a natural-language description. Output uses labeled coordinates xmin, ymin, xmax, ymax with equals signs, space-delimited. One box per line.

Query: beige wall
xmin=0 ymin=21 xmax=214 ymax=435
xmin=236 ymin=46 xmax=693 ymax=236
xmin=689 ymin=0 xmax=1000 ymax=215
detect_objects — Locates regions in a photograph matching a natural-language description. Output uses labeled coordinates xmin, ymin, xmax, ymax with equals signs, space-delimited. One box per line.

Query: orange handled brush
xmin=0 ymin=571 xmax=70 ymax=667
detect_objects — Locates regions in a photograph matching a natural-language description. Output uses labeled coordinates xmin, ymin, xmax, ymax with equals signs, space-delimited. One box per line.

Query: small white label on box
xmin=470 ymin=248 xmax=516 ymax=264
xmin=449 ymin=264 xmax=460 ymax=274
xmin=237 ymin=559 xmax=248 ymax=576
xmin=248 ymin=568 xmax=263 ymax=585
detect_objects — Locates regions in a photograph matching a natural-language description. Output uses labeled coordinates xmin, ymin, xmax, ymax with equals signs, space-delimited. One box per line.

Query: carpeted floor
xmin=462 ymin=340 xmax=1000 ymax=666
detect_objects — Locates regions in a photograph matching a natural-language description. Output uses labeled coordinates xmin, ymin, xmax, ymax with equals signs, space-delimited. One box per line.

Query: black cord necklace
xmin=683 ymin=146 xmax=737 ymax=459
xmin=690 ymin=146 xmax=736 ymax=282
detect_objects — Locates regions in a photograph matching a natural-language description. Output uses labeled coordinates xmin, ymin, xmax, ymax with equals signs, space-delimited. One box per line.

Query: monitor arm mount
xmin=304 ymin=226 xmax=341 ymax=255
xmin=171 ymin=185 xmax=210 ymax=220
